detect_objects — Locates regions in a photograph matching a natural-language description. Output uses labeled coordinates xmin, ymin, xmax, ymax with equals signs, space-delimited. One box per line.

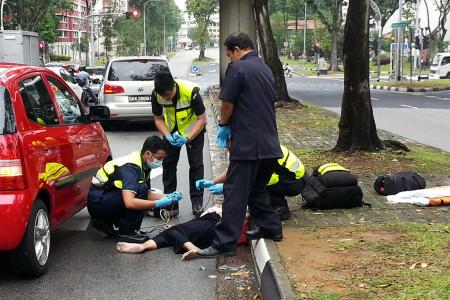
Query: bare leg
xmin=116 ymin=240 xmax=158 ymax=254
xmin=181 ymin=242 xmax=200 ymax=260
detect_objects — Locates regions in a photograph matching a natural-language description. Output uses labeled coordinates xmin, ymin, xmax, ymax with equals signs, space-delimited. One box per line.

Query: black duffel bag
xmin=373 ymin=171 xmax=426 ymax=196
xmin=301 ymin=163 xmax=365 ymax=210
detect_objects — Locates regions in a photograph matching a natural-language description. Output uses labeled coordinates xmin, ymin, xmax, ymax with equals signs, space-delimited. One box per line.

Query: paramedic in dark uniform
xmin=197 ymin=32 xmax=283 ymax=258
xmin=151 ymin=71 xmax=207 ymax=217
xmin=87 ymin=136 xmax=183 ymax=243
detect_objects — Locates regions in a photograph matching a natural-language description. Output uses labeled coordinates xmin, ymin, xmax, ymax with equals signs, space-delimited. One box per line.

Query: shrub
xmin=49 ymin=54 xmax=71 ymax=62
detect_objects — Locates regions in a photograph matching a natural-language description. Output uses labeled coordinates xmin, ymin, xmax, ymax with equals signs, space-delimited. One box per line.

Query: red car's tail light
xmin=104 ymin=84 xmax=124 ymax=94
xmin=0 ymin=159 xmax=26 ymax=191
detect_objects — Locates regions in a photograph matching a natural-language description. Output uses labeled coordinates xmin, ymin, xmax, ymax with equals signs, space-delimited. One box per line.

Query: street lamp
xmin=1 ymin=0 xmax=7 ymax=31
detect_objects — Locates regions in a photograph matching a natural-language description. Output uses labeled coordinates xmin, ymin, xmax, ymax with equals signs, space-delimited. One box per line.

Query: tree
xmin=253 ymin=0 xmax=301 ymax=105
xmin=335 ymin=0 xmax=383 ymax=152
xmin=101 ymin=1 xmax=120 ymax=60
xmin=186 ymin=0 xmax=218 ymax=60
xmin=309 ymin=0 xmax=344 ymax=71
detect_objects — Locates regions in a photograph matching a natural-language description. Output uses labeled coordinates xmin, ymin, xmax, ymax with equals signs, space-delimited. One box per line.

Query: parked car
xmin=429 ymin=53 xmax=450 ymax=79
xmin=86 ymin=66 xmax=105 ymax=98
xmin=0 ymin=63 xmax=112 ymax=277
xmin=98 ymin=56 xmax=171 ymax=123
xmin=46 ymin=66 xmax=83 ymax=100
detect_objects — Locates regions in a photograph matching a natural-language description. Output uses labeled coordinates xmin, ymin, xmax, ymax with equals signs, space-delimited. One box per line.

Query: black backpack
xmin=373 ymin=171 xmax=426 ymax=196
xmin=301 ymin=163 xmax=365 ymax=210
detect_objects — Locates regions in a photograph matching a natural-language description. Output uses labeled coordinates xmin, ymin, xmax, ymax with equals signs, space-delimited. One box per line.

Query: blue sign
xmin=192 ymin=65 xmax=200 ymax=73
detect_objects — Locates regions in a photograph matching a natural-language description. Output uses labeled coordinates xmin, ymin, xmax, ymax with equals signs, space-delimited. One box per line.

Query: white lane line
xmin=371 ymin=97 xmax=380 ymax=101
xmin=400 ymin=104 xmax=419 ymax=109
xmin=425 ymin=95 xmax=450 ymax=101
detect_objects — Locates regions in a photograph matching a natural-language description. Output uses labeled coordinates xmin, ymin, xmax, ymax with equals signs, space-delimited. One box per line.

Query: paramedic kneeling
xmin=87 ymin=136 xmax=183 ymax=243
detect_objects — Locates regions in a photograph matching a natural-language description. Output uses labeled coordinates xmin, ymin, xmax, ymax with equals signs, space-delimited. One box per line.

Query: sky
xmin=174 ymin=0 xmax=186 ymax=11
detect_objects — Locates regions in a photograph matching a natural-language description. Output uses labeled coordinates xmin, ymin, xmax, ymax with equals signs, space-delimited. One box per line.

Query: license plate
xmin=129 ymin=96 xmax=150 ymax=102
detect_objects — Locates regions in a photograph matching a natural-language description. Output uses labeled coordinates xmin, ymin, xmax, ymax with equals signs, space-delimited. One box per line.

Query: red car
xmin=0 ymin=63 xmax=112 ymax=277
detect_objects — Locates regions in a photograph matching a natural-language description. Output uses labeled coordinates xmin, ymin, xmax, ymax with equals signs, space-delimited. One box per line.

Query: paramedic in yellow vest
xmin=196 ymin=145 xmax=307 ymax=221
xmin=87 ymin=136 xmax=183 ymax=244
xmin=151 ymin=71 xmax=207 ymax=217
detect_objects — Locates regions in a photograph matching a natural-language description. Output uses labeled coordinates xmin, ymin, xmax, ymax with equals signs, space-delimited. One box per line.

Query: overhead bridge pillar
xmin=219 ymin=0 xmax=256 ymax=82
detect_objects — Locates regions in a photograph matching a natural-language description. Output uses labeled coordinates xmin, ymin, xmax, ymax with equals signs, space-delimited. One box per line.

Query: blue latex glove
xmin=155 ymin=194 xmax=173 ymax=208
xmin=195 ymin=179 xmax=214 ymax=190
xmin=165 ymin=134 xmax=179 ymax=147
xmin=168 ymin=191 xmax=183 ymax=202
xmin=216 ymin=125 xmax=231 ymax=149
xmin=208 ymin=183 xmax=224 ymax=195
xmin=172 ymin=132 xmax=189 ymax=147
xmin=155 ymin=192 xmax=183 ymax=208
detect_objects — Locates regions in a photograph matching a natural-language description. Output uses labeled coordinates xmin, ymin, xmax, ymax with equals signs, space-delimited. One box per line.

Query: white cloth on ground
xmin=386 ymin=186 xmax=450 ymax=206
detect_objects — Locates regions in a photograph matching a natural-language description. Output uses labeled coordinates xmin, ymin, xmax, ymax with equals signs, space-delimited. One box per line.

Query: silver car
xmin=98 ymin=56 xmax=170 ymax=122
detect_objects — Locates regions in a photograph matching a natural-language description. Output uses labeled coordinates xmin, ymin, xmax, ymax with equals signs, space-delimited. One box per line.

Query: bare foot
xmin=182 ymin=249 xmax=198 ymax=260
xmin=116 ymin=242 xmax=145 ymax=253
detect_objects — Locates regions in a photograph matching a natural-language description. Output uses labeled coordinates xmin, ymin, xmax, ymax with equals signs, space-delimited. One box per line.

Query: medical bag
xmin=301 ymin=163 xmax=364 ymax=210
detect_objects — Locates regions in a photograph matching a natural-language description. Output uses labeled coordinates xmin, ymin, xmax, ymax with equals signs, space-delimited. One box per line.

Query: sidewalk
xmin=205 ymin=86 xmax=450 ymax=299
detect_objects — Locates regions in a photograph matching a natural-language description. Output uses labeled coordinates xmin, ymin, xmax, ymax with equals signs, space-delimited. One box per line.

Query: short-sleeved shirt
xmin=219 ymin=51 xmax=282 ymax=160
xmin=89 ymin=162 xmax=151 ymax=200
xmin=151 ymin=83 xmax=206 ymax=134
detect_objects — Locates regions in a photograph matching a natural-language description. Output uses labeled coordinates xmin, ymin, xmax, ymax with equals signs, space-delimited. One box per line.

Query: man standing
xmin=151 ymin=71 xmax=207 ymax=216
xmin=88 ymin=136 xmax=183 ymax=243
xmin=197 ymin=32 xmax=283 ymax=258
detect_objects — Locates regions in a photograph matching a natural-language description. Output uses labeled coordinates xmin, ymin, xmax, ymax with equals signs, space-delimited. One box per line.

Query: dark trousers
xmin=212 ymin=159 xmax=282 ymax=252
xmin=87 ymin=185 xmax=147 ymax=233
xmin=266 ymin=176 xmax=307 ymax=209
xmin=162 ymin=133 xmax=204 ymax=207
xmin=153 ymin=212 xmax=220 ymax=254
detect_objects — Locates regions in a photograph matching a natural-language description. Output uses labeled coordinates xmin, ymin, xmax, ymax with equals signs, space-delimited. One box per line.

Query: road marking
xmin=400 ymin=104 xmax=419 ymax=109
xmin=371 ymin=97 xmax=380 ymax=101
xmin=425 ymin=95 xmax=450 ymax=101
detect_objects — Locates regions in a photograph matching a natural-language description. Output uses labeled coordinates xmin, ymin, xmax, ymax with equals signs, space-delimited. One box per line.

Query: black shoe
xmin=192 ymin=203 xmax=204 ymax=217
xmin=92 ymin=219 xmax=115 ymax=237
xmin=246 ymin=229 xmax=283 ymax=241
xmin=116 ymin=231 xmax=150 ymax=243
xmin=275 ymin=206 xmax=291 ymax=221
xmin=196 ymin=246 xmax=236 ymax=259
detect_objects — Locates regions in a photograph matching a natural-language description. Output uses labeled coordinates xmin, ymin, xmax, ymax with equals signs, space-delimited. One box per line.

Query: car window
xmin=107 ymin=60 xmax=169 ymax=81
xmin=47 ymin=77 xmax=88 ymax=125
xmin=0 ymin=85 xmax=16 ymax=134
xmin=441 ymin=56 xmax=450 ymax=65
xmin=59 ymin=69 xmax=76 ymax=84
xmin=19 ymin=75 xmax=59 ymax=126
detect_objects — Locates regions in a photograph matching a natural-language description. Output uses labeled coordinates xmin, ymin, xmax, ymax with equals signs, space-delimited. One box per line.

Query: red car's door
xmin=45 ymin=75 xmax=105 ymax=208
xmin=15 ymin=73 xmax=80 ymax=226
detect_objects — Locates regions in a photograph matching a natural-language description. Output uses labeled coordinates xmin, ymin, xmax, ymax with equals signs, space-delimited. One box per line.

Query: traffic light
xmin=125 ymin=9 xmax=139 ymax=19
xmin=39 ymin=41 xmax=45 ymax=50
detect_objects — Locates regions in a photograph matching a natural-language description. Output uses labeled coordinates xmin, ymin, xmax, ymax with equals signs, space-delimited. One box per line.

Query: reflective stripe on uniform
xmin=267 ymin=145 xmax=305 ymax=185
xmin=317 ymin=163 xmax=347 ymax=175
xmin=92 ymin=151 xmax=144 ymax=189
xmin=155 ymin=79 xmax=199 ymax=136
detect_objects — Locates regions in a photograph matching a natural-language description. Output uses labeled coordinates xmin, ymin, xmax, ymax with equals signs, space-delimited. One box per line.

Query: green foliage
xmin=186 ymin=0 xmax=218 ymax=59
xmin=37 ymin=9 xmax=59 ymax=44
xmin=49 ymin=54 xmax=71 ymax=61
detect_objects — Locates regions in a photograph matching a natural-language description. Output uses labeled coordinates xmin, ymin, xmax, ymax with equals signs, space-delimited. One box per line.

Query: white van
xmin=429 ymin=53 xmax=450 ymax=79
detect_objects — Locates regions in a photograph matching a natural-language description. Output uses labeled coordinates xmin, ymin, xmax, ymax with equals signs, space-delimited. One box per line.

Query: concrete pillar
xmin=219 ymin=0 xmax=256 ymax=82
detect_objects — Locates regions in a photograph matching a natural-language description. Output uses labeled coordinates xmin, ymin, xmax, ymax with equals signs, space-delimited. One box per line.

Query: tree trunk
xmin=253 ymin=0 xmax=300 ymax=105
xmin=330 ymin=32 xmax=339 ymax=71
xmin=199 ymin=45 xmax=206 ymax=59
xmin=334 ymin=0 xmax=383 ymax=152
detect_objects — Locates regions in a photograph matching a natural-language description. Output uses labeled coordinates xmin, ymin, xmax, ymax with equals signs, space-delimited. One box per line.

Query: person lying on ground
xmin=116 ymin=205 xmax=223 ymax=260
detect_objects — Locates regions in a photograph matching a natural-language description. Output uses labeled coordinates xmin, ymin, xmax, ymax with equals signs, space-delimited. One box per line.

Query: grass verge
xmin=371 ymin=79 xmax=450 ymax=89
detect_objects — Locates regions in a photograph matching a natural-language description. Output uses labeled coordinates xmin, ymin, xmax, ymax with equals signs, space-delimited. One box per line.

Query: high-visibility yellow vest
xmin=156 ymin=79 xmax=199 ymax=137
xmin=91 ymin=151 xmax=145 ymax=189
xmin=267 ymin=145 xmax=306 ymax=186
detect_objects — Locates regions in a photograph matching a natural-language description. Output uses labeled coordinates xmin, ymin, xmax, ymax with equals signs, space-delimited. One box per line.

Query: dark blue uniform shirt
xmin=89 ymin=161 xmax=151 ymax=200
xmin=219 ymin=51 xmax=282 ymax=160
